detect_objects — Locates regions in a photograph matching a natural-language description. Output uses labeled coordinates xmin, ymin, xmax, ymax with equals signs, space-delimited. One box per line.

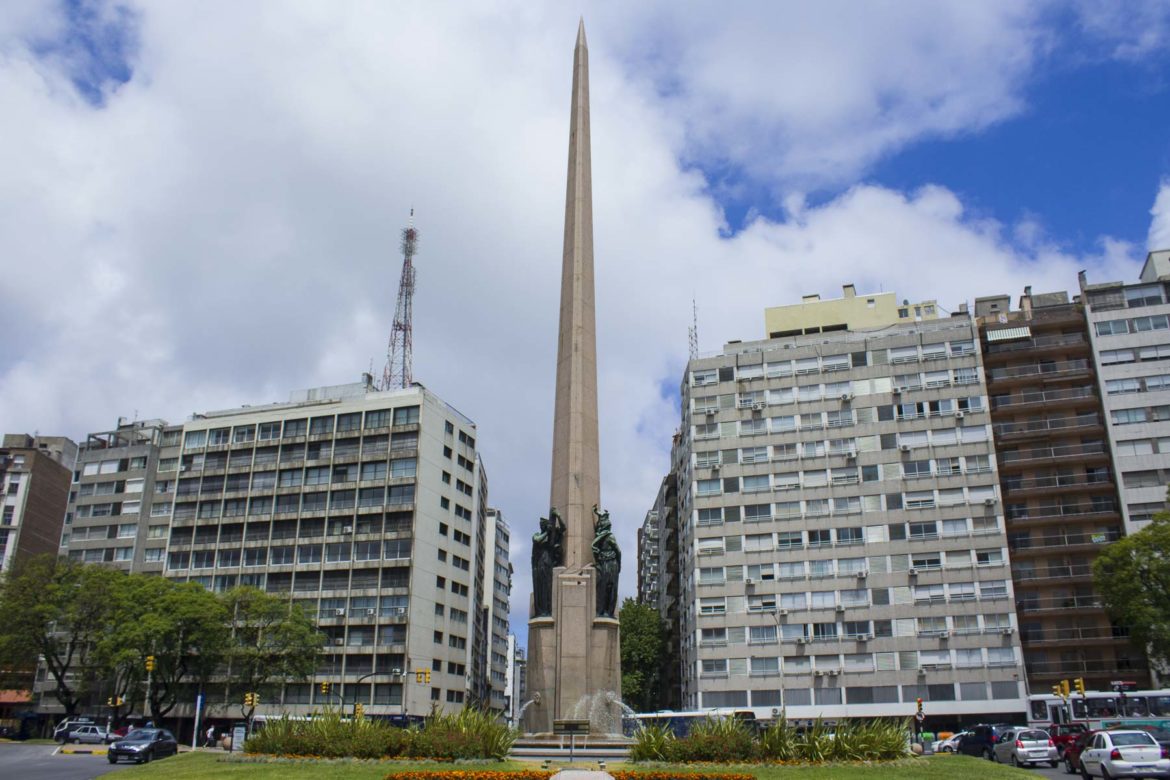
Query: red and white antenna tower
xmin=382 ymin=211 xmax=419 ymax=390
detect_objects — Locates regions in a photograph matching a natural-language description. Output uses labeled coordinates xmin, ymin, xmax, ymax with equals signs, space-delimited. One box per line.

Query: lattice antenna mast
xmin=688 ymin=297 xmax=699 ymax=361
xmin=383 ymin=211 xmax=419 ymax=390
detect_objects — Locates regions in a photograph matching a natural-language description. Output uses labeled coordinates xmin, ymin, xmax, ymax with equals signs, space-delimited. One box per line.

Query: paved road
xmin=0 ymin=744 xmax=127 ymax=780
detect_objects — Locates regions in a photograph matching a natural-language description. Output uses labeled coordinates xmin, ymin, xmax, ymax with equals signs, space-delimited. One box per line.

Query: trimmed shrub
xmin=666 ymin=716 xmax=757 ymax=763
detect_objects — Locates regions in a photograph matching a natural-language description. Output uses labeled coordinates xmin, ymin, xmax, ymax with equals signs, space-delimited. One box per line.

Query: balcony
xmin=998 ymin=442 xmax=1109 ymax=469
xmin=1012 ymin=563 xmax=1096 ymax=584
xmin=990 ymin=386 xmax=1098 ymax=412
xmin=986 ymin=359 xmax=1092 ymax=384
xmin=1002 ymin=473 xmax=1114 ymax=495
xmin=1008 ymin=529 xmax=1123 ymax=555
xmin=985 ymin=332 xmax=1088 ymax=355
xmin=993 ymin=414 xmax=1102 ymax=440
xmin=1019 ymin=626 xmax=1131 ymax=645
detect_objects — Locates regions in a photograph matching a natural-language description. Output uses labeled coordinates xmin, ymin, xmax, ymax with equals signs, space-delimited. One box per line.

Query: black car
xmin=107 ymin=728 xmax=179 ymax=764
xmin=958 ymin=723 xmax=1017 ymax=760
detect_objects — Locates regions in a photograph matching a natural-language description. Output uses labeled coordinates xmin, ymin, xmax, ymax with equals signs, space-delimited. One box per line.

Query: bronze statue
xmin=531 ymin=507 xmax=565 ymax=617
xmin=592 ymin=504 xmax=621 ymax=618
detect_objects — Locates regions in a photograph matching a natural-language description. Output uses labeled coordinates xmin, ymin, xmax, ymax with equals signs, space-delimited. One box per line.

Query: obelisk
xmin=526 ymin=20 xmax=622 ymax=735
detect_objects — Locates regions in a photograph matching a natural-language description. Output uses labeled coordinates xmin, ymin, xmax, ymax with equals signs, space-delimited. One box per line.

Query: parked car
xmin=992 ymin=727 xmax=1058 ymax=767
xmin=53 ymin=718 xmax=96 ymax=743
xmin=1064 ymin=730 xmax=1102 ymax=775
xmin=1051 ymin=723 xmax=1090 ymax=757
xmin=1079 ymin=729 xmax=1170 ymax=779
xmin=59 ymin=723 xmax=114 ymax=744
xmin=107 ymin=728 xmax=179 ymax=764
xmin=932 ymin=732 xmax=968 ymax=753
xmin=958 ymin=724 xmax=1019 ymax=760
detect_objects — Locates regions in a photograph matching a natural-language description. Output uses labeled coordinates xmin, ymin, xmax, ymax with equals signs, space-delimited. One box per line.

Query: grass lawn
xmin=112 ymin=751 xmax=1028 ymax=779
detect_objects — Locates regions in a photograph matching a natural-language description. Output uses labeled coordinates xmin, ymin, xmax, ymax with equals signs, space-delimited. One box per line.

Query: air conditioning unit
xmin=859 ymin=633 xmax=873 ymax=641
xmin=835 ymin=604 xmax=846 ymax=613
xmin=954 ymin=411 xmax=965 ymax=419
xmin=856 ymin=570 xmax=868 ymax=579
xmin=705 ymin=408 xmax=716 ymax=417
xmin=366 ymin=608 xmax=376 ymax=616
xmin=396 ymin=607 xmax=407 ymax=615
xmin=939 ymin=631 xmax=951 ymax=639
xmin=745 ymin=578 xmax=756 ymax=587
xmin=752 ymin=402 xmax=765 ymax=411
xmin=892 ymin=387 xmax=903 ymax=394
xmin=845 ymin=450 xmax=857 ymax=460
xmin=711 ymin=463 xmax=720 ymax=473
xmin=814 ymin=670 xmax=825 ymax=677
xmin=342 ymin=525 xmax=354 ymax=534
xmin=333 ymin=638 xmax=344 ymax=646
xmin=899 ymin=444 xmax=912 ymax=452
xmin=334 ymin=608 xmax=346 ymax=617
xmin=840 ymin=393 xmax=854 ymax=402
xmin=778 ymin=609 xmax=790 ymax=617
xmin=827 ymin=669 xmax=839 ymax=676
xmin=909 ymin=568 xmax=920 ymax=576
xmin=1001 ymin=627 xmax=1015 ymax=635
xmin=795 ymin=637 xmax=807 ymax=645
xmin=984 ymin=498 xmax=997 ymax=506
xmin=391 ymin=667 xmax=403 ymax=676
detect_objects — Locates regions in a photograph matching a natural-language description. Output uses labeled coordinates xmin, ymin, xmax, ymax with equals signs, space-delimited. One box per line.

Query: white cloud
xmin=0 ymin=1 xmax=1161 ymax=649
xmin=1150 ymin=180 xmax=1170 ymax=250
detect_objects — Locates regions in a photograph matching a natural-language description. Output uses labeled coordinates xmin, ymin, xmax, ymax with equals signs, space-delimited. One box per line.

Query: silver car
xmin=993 ymin=727 xmax=1058 ymax=767
xmin=62 ymin=724 xmax=114 ymax=744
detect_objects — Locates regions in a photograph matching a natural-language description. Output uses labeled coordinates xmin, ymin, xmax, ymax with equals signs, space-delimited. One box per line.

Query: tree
xmin=97 ymin=576 xmax=229 ymax=723
xmin=0 ymin=555 xmax=122 ymax=717
xmin=1094 ymin=509 xmax=1170 ymax=674
xmin=219 ymin=587 xmax=323 ymax=717
xmin=619 ymin=598 xmax=667 ymax=712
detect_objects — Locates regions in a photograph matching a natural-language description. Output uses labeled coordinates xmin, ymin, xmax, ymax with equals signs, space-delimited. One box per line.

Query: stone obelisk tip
xmin=577 ymin=18 xmax=587 ymax=48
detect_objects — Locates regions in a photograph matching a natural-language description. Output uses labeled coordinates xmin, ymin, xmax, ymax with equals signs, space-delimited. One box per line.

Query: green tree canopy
xmin=1094 ymin=509 xmax=1170 ymax=673
xmin=220 ymin=586 xmax=324 ymax=716
xmin=0 ymin=555 xmax=122 ymax=717
xmin=619 ymin=598 xmax=667 ymax=713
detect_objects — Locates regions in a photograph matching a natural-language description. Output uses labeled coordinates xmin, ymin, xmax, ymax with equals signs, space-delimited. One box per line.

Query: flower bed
xmin=612 ymin=772 xmax=754 ymax=780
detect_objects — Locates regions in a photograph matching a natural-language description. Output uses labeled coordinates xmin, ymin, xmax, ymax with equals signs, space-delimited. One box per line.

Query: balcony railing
xmin=1009 ymin=530 xmax=1122 ymax=552
xmin=991 ymin=386 xmax=1097 ymax=410
xmin=986 ymin=333 xmax=1087 ymax=355
xmin=993 ymin=415 xmax=1101 ymax=438
xmin=999 ymin=442 xmax=1107 ymax=465
xmin=987 ymin=359 xmax=1090 ymax=381
xmin=1002 ymin=473 xmax=1113 ymax=493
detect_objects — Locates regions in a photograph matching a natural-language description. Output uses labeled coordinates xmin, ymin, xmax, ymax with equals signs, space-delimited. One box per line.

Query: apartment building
xmin=637 ymin=510 xmax=661 ymax=606
xmin=0 ymin=434 xmax=77 ymax=573
xmin=54 ymin=380 xmax=508 ymax=719
xmin=1082 ymin=250 xmax=1170 ymax=534
xmin=672 ymin=287 xmax=1025 ymax=721
xmin=976 ymin=289 xmax=1150 ymax=691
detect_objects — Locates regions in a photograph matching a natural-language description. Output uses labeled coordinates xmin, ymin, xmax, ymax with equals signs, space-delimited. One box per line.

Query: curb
xmin=59 ymin=746 xmax=109 ymax=755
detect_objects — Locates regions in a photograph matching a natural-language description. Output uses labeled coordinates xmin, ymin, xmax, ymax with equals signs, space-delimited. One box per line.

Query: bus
xmin=1027 ymin=690 xmax=1170 ymax=732
xmin=630 ymin=709 xmax=759 ymax=737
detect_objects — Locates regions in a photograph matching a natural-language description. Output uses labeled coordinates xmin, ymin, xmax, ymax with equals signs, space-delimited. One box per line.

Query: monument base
xmin=526 ymin=566 xmax=622 ymax=735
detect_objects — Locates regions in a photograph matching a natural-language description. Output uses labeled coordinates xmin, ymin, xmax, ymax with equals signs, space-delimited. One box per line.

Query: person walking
xmin=205 ymin=725 xmax=215 ymax=748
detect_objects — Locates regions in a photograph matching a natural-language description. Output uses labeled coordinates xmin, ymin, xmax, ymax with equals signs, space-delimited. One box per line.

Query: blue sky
xmin=3 ymin=2 xmax=1170 ymax=653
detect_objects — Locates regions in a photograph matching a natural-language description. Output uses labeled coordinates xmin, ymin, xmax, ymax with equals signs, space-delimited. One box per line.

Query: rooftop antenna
xmin=688 ymin=297 xmax=699 ymax=361
xmin=382 ymin=209 xmax=419 ymax=390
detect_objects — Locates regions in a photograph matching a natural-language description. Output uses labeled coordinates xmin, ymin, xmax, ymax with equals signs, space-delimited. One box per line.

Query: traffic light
xmin=1052 ymin=684 xmax=1063 ymax=697
xmin=107 ymin=696 xmax=124 ymax=707
xmin=425 ymin=670 xmax=431 ymax=684
xmin=1061 ymin=679 xmax=1071 ymax=697
xmin=320 ymin=682 xmax=331 ymax=696
xmin=145 ymin=655 xmax=156 ymax=672
xmin=415 ymin=669 xmax=424 ymax=683
xmin=354 ymin=702 xmax=364 ymax=719
xmin=916 ymin=697 xmax=923 ymax=714
xmin=244 ymin=692 xmax=259 ymax=707
xmin=1075 ymin=678 xmax=1086 ymax=696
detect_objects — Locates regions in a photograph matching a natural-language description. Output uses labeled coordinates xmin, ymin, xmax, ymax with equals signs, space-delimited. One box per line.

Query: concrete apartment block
xmin=0 ymin=434 xmax=77 ymax=572
xmin=1083 ymin=250 xmax=1170 ymax=535
xmin=53 ymin=380 xmax=508 ymax=720
xmin=977 ymin=289 xmax=1150 ymax=690
xmin=672 ymin=298 xmax=1024 ymax=721
xmin=764 ymin=283 xmax=940 ymax=339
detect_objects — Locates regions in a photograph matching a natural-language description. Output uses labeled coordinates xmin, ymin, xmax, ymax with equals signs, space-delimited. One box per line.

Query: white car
xmin=1079 ymin=729 xmax=1170 ymax=779
xmin=931 ymin=732 xmax=968 ymax=753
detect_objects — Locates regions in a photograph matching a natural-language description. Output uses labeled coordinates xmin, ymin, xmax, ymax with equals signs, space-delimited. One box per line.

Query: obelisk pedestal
xmin=527 ymin=568 xmax=621 ymax=734
xmin=525 ymin=20 xmax=621 ymax=735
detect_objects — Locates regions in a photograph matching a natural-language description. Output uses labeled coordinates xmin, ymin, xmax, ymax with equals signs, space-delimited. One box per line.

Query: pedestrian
xmin=205 ymin=725 xmax=215 ymax=748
